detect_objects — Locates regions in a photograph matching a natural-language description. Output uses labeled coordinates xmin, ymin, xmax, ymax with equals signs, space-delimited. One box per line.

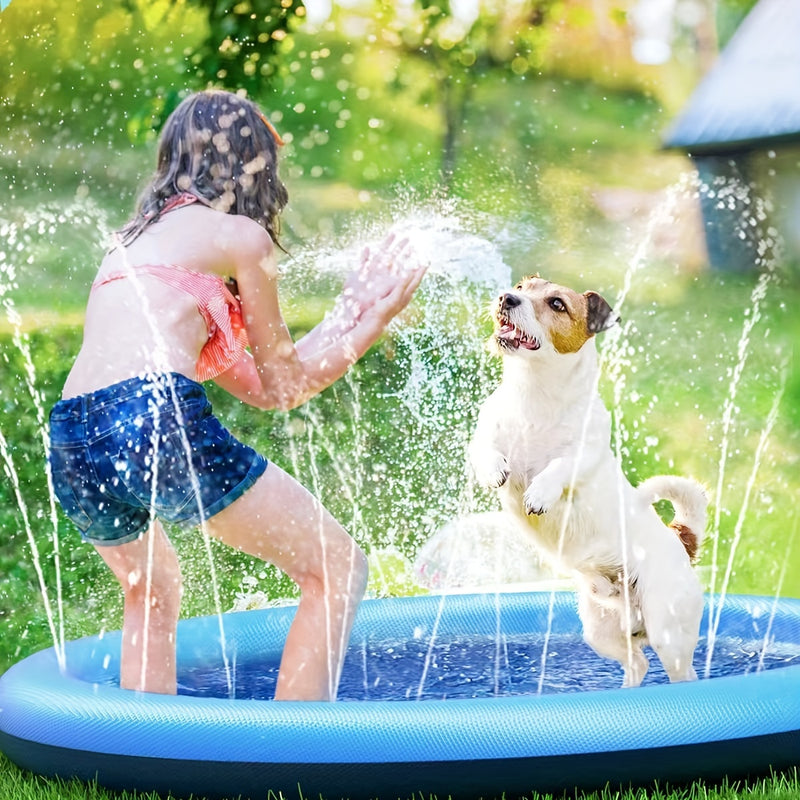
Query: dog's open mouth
xmin=496 ymin=321 xmax=541 ymax=351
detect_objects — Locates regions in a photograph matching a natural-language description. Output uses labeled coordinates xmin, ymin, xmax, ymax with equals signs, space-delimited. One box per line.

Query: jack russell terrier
xmin=469 ymin=275 xmax=707 ymax=687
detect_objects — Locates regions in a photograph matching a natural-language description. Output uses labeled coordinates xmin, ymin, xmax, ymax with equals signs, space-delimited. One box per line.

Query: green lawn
xmin=2 ymin=754 xmax=799 ymax=800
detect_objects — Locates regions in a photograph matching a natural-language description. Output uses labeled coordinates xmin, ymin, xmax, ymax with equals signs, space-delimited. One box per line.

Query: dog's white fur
xmin=469 ymin=276 xmax=707 ymax=687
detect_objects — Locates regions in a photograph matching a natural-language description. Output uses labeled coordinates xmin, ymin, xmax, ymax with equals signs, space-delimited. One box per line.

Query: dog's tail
xmin=637 ymin=475 xmax=708 ymax=562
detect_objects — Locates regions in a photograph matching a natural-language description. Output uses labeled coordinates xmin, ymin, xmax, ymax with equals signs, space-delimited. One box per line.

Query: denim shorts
xmin=48 ymin=373 xmax=268 ymax=546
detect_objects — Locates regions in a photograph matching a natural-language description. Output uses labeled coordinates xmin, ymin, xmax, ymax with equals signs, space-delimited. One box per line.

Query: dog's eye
xmin=549 ymin=297 xmax=566 ymax=312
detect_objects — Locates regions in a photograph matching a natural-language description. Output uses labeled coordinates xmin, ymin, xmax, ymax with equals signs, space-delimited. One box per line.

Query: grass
xmin=1 ymin=58 xmax=799 ymax=800
xmin=2 ymin=755 xmax=799 ymax=800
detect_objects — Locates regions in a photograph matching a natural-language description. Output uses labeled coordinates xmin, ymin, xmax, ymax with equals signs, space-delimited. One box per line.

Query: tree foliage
xmin=1 ymin=0 xmax=207 ymax=144
xmin=1 ymin=0 xmax=306 ymax=145
xmin=372 ymin=0 xmax=558 ymax=180
xmin=186 ymin=0 xmax=307 ymax=94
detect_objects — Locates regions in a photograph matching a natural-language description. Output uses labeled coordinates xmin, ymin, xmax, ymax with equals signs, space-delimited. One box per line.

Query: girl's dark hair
xmin=117 ymin=90 xmax=289 ymax=247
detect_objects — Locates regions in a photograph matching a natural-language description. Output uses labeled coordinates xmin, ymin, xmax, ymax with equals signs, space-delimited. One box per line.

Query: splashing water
xmin=276 ymin=204 xmax=519 ymax=697
xmin=692 ymin=170 xmax=789 ymax=676
xmin=82 ymin=233 xmax=241 ymax=695
xmin=705 ymin=360 xmax=789 ymax=675
xmin=204 ymin=186 xmax=791 ymax=696
xmin=530 ymin=173 xmax=708 ymax=693
xmin=276 ymin=202 xmax=514 ymax=556
xmin=378 ymin=174 xmax=791 ymax=696
xmin=0 ymin=426 xmax=65 ymax=668
xmin=0 ymin=179 xmax=795 ymax=700
xmin=0 ymin=199 xmax=238 ymax=690
xmin=0 ymin=201 xmax=118 ymax=669
xmin=705 ymin=269 xmax=780 ymax=649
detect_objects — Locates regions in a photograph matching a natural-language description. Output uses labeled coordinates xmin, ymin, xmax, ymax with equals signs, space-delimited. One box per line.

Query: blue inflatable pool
xmin=1 ymin=591 xmax=799 ymax=799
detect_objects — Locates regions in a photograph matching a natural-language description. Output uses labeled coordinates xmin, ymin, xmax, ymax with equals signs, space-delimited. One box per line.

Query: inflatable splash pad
xmin=1 ymin=591 xmax=800 ymax=799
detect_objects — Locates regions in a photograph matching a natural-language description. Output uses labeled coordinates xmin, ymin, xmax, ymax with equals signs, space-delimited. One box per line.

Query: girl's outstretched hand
xmin=282 ymin=230 xmax=427 ymax=408
xmin=340 ymin=231 xmax=428 ymax=327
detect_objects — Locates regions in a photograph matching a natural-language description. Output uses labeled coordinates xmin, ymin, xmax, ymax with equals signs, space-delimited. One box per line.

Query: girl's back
xmin=62 ymin=204 xmax=266 ymax=397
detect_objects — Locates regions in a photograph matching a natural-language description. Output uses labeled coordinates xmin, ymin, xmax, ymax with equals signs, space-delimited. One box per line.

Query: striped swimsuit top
xmin=93 ymin=194 xmax=249 ymax=382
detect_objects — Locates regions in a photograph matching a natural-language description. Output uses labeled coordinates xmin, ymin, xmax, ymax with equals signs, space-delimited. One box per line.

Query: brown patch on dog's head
xmin=497 ymin=276 xmax=618 ymax=355
xmin=671 ymin=522 xmax=699 ymax=562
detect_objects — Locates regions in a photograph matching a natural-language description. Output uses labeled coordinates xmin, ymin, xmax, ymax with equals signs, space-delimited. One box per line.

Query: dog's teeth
xmin=496 ymin=321 xmax=540 ymax=351
xmin=498 ymin=323 xmax=517 ymax=340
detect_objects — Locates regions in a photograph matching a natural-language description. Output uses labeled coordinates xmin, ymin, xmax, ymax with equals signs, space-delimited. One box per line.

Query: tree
xmin=186 ymin=0 xmax=307 ymax=94
xmin=1 ymin=0 xmax=207 ymax=145
xmin=373 ymin=0 xmax=557 ymax=183
xmin=1 ymin=0 xmax=309 ymax=146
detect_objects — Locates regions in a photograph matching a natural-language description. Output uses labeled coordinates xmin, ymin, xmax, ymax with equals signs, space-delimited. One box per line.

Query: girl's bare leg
xmin=94 ymin=520 xmax=182 ymax=695
xmin=203 ymin=463 xmax=368 ymax=701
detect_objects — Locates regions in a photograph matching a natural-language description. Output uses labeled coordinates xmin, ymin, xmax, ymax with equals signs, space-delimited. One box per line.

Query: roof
xmin=662 ymin=0 xmax=800 ymax=154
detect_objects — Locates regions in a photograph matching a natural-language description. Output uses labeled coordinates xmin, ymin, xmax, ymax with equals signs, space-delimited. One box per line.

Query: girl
xmin=48 ymin=89 xmax=426 ymax=700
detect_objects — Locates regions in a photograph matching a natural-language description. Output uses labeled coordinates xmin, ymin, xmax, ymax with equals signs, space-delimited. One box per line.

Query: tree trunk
xmin=440 ymin=74 xmax=471 ymax=187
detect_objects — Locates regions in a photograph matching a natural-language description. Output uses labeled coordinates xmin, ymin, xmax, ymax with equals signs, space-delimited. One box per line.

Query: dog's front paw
xmin=523 ymin=476 xmax=564 ymax=515
xmin=474 ymin=453 xmax=510 ymax=489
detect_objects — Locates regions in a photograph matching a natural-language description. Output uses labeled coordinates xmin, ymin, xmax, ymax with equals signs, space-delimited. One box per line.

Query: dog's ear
xmin=585 ymin=291 xmax=620 ymax=334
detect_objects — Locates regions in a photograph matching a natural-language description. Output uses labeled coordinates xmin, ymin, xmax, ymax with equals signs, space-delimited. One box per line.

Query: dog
xmin=469 ymin=275 xmax=707 ymax=687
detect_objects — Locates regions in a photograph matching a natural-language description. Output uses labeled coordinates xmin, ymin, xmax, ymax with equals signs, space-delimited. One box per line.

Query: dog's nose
xmin=498 ymin=293 xmax=521 ymax=311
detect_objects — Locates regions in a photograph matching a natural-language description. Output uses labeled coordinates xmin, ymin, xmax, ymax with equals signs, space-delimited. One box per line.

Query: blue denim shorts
xmin=48 ymin=373 xmax=268 ymax=546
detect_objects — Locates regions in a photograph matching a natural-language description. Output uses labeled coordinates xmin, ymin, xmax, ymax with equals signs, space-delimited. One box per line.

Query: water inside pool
xmin=176 ymin=632 xmax=800 ymax=702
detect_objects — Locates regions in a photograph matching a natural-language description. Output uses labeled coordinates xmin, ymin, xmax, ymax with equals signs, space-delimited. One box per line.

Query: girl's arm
xmin=214 ymin=224 xmax=426 ymax=410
